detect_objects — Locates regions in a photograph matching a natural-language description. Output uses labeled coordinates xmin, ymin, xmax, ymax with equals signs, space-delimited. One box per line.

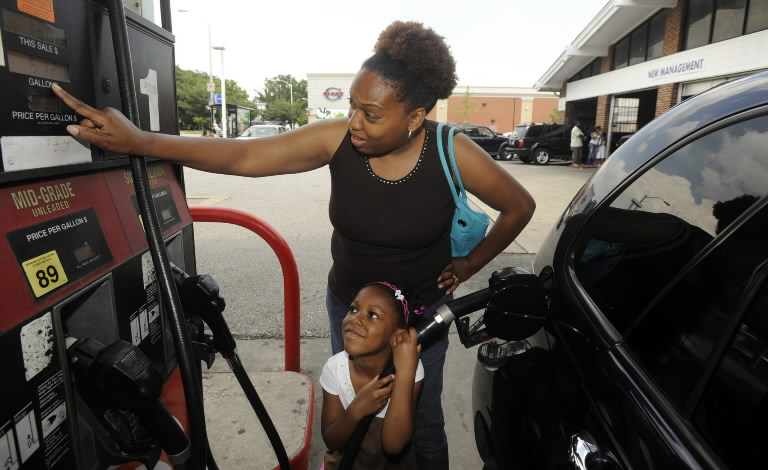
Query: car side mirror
xmin=457 ymin=267 xmax=548 ymax=347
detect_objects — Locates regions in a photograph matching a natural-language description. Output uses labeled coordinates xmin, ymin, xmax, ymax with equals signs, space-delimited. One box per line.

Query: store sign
xmin=323 ymin=87 xmax=344 ymax=101
xmin=648 ymin=58 xmax=705 ymax=80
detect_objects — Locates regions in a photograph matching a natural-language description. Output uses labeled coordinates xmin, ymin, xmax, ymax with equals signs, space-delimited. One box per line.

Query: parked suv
xmin=450 ymin=123 xmax=512 ymax=160
xmin=510 ymin=123 xmax=573 ymax=165
xmin=460 ymin=71 xmax=768 ymax=469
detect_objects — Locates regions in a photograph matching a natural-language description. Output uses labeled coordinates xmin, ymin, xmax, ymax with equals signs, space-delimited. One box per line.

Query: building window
xmin=713 ymin=0 xmax=747 ymax=42
xmin=629 ymin=23 xmax=649 ymax=66
xmin=613 ymin=36 xmax=630 ymax=69
xmin=567 ymin=58 xmax=603 ymax=83
xmin=612 ymin=97 xmax=640 ymax=133
xmin=685 ymin=0 xmax=714 ymax=49
xmin=686 ymin=0 xmax=766 ymax=49
xmin=613 ymin=10 xmax=668 ymax=70
xmin=746 ymin=0 xmax=768 ymax=33
xmin=647 ymin=11 xmax=666 ymax=60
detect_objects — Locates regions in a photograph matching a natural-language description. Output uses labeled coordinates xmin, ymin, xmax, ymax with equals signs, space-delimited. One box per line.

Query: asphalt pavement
xmin=185 ymin=159 xmax=596 ymax=469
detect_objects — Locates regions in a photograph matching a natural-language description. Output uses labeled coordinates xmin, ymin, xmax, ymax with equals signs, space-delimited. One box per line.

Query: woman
xmin=52 ymin=21 xmax=535 ymax=469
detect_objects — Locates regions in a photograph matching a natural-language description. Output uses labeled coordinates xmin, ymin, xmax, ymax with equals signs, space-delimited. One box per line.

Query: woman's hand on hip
xmin=437 ymin=257 xmax=476 ymax=294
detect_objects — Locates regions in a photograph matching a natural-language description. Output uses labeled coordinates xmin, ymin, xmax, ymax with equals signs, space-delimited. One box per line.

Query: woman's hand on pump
xmin=51 ymin=83 xmax=150 ymax=155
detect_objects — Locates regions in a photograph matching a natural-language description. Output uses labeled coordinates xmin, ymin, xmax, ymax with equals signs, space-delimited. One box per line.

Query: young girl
xmin=320 ymin=282 xmax=424 ymax=470
xmin=594 ymin=131 xmax=607 ymax=166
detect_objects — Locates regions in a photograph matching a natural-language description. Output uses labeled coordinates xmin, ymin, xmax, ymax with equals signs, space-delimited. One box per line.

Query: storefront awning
xmin=535 ymin=0 xmax=677 ymax=92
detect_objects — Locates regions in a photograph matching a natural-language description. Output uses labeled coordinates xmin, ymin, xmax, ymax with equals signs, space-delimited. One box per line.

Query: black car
xmin=456 ymin=71 xmax=768 ymax=469
xmin=510 ymin=123 xmax=574 ymax=165
xmin=451 ymin=123 xmax=512 ymax=160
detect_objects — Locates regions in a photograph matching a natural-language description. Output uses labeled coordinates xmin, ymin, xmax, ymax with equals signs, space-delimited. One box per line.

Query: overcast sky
xmin=168 ymin=0 xmax=609 ymax=99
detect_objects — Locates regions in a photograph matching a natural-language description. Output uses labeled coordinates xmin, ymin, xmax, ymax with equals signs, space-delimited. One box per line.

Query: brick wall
xmin=656 ymin=0 xmax=686 ymax=115
xmin=663 ymin=0 xmax=685 ymax=57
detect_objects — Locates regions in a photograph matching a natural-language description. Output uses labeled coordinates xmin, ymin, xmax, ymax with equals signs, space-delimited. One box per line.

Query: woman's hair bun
xmin=373 ymin=21 xmax=458 ymax=101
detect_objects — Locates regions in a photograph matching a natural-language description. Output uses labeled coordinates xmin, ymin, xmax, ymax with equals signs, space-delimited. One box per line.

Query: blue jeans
xmin=587 ymin=142 xmax=597 ymax=165
xmin=326 ymin=287 xmax=451 ymax=470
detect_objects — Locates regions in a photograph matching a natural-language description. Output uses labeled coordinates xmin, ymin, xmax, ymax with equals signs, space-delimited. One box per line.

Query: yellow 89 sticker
xmin=22 ymin=250 xmax=69 ymax=298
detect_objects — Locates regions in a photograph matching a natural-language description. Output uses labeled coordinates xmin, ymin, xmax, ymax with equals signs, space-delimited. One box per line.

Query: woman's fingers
xmin=81 ymin=118 xmax=98 ymax=129
xmin=51 ymin=83 xmax=104 ymax=125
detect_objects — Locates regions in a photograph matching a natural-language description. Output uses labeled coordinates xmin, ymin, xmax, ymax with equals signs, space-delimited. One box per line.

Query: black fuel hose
xmin=224 ymin=353 xmax=291 ymax=470
xmin=105 ymin=1 xmax=206 ymax=467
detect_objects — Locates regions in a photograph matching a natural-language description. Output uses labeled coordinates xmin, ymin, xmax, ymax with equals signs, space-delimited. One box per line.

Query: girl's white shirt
xmin=320 ymin=351 xmax=425 ymax=418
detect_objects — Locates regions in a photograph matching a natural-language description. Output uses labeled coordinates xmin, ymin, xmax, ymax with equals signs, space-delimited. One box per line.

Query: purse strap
xmin=436 ymin=123 xmax=466 ymax=206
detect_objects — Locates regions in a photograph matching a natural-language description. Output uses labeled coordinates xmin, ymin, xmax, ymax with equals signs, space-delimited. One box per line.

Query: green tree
xmin=175 ymin=65 xmax=254 ymax=130
xmin=454 ymin=86 xmax=476 ymax=123
xmin=175 ymin=65 xmax=209 ymax=129
xmin=549 ymin=106 xmax=561 ymax=122
xmin=221 ymin=78 xmax=251 ymax=108
xmin=257 ymin=75 xmax=308 ymax=127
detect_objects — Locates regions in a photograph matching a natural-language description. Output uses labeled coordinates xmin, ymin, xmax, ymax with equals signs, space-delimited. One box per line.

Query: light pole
xmin=207 ymin=24 xmax=214 ymax=127
xmin=274 ymin=79 xmax=293 ymax=104
xmin=213 ymin=46 xmax=226 ymax=138
xmin=177 ymin=10 xmax=215 ymax=129
xmin=274 ymin=79 xmax=293 ymax=128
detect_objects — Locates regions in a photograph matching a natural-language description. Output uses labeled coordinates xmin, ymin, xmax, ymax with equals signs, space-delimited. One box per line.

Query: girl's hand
xmin=51 ymin=83 xmax=150 ymax=155
xmin=391 ymin=328 xmax=419 ymax=374
xmin=348 ymin=374 xmax=394 ymax=419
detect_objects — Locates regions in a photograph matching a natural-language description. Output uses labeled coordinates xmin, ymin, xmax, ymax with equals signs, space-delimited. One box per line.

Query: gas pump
xmin=0 ymin=1 xmax=296 ymax=469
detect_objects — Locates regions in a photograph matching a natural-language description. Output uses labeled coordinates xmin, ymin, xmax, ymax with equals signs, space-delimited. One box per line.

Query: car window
xmin=542 ymin=125 xmax=563 ymax=139
xmin=574 ymin=114 xmax=768 ymax=335
xmin=513 ymin=125 xmax=528 ymax=139
xmin=478 ymin=127 xmax=494 ymax=138
xmin=692 ymin=254 xmax=768 ymax=468
xmin=525 ymin=126 xmax=543 ymax=138
xmin=245 ymin=126 xmax=278 ymax=137
xmin=626 ymin=200 xmax=768 ymax=409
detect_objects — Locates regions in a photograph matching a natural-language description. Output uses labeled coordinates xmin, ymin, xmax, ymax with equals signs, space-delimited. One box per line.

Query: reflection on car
xmin=465 ymin=71 xmax=768 ymax=469
xmin=237 ymin=124 xmax=287 ymax=139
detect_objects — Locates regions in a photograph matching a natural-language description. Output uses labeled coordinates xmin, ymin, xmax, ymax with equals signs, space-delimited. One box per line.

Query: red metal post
xmin=189 ymin=206 xmax=301 ymax=372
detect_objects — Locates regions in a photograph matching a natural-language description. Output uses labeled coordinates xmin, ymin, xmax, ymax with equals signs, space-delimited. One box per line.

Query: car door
xmin=552 ymin=125 xmax=569 ymax=155
xmin=558 ymin=111 xmax=768 ymax=468
xmin=472 ymin=126 xmax=498 ymax=154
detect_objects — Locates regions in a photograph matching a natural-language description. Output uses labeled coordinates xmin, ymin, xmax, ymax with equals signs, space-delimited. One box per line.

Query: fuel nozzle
xmin=67 ymin=337 xmax=190 ymax=465
xmin=171 ymin=264 xmax=236 ymax=357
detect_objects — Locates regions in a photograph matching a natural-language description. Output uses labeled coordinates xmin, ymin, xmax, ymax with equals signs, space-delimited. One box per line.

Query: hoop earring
xmin=408 ymin=129 xmax=412 ymax=141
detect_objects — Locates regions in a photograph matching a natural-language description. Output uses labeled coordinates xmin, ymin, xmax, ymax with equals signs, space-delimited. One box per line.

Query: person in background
xmin=52 ymin=21 xmax=535 ymax=469
xmin=587 ymin=126 xmax=601 ymax=166
xmin=320 ymin=282 xmax=422 ymax=469
xmin=569 ymin=121 xmax=585 ymax=167
xmin=211 ymin=121 xmax=222 ymax=137
xmin=594 ymin=130 xmax=607 ymax=166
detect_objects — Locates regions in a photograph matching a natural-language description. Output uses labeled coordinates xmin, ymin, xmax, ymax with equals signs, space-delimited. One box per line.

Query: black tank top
xmin=328 ymin=120 xmax=454 ymax=318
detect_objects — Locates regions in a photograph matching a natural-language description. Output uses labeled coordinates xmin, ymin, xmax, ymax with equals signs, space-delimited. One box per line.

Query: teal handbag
xmin=437 ymin=123 xmax=490 ymax=257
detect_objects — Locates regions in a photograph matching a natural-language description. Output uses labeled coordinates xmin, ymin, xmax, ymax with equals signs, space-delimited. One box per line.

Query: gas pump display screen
xmin=2 ymin=8 xmax=66 ymax=46
xmin=7 ymin=50 xmax=70 ymax=82
xmin=7 ymin=208 xmax=113 ymax=299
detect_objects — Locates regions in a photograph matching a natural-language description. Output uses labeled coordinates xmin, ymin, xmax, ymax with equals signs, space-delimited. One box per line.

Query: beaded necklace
xmin=364 ymin=129 xmax=430 ymax=185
